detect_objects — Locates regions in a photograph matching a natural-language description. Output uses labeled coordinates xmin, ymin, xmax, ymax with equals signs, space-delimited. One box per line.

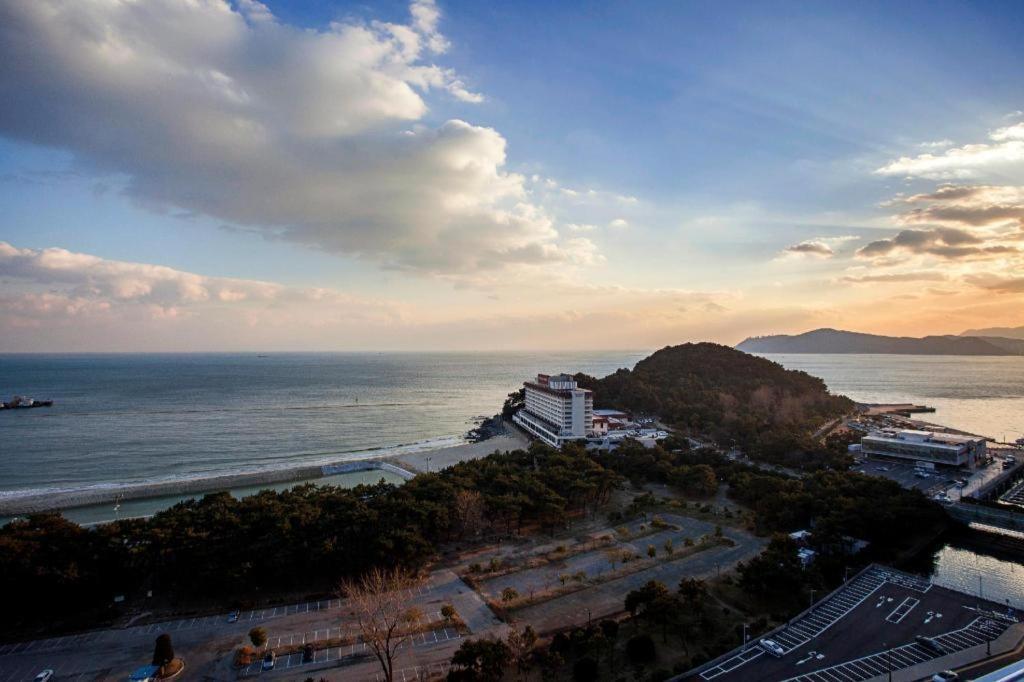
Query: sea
xmin=2 ymin=351 xmax=1023 ymax=603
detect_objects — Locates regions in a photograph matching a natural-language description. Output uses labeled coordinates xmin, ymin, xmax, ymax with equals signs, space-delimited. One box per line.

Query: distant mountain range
xmin=960 ymin=325 xmax=1024 ymax=340
xmin=736 ymin=328 xmax=1024 ymax=355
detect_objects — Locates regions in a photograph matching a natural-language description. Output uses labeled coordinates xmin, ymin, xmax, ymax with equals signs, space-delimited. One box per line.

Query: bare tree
xmin=339 ymin=567 xmax=424 ymax=682
xmin=454 ymin=489 xmax=486 ymax=538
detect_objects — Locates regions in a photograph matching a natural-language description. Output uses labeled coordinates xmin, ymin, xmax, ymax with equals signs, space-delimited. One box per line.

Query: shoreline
xmin=0 ymin=431 xmax=529 ymax=517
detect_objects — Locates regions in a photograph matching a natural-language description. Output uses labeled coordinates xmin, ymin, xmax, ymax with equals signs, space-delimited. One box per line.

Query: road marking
xmin=885 ymin=597 xmax=919 ymax=623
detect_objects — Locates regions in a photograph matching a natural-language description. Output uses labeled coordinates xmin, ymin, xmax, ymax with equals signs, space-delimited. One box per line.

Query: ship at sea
xmin=1 ymin=396 xmax=53 ymax=410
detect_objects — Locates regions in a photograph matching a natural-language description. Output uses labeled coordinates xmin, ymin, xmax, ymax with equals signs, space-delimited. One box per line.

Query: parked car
xmin=33 ymin=672 xmax=54 ymax=682
xmin=262 ymin=651 xmax=276 ymax=671
xmin=931 ymin=671 xmax=958 ymax=681
xmin=303 ymin=644 xmax=315 ymax=663
xmin=759 ymin=639 xmax=786 ymax=658
xmin=916 ymin=635 xmax=947 ymax=655
xmin=226 ymin=610 xmax=239 ymax=623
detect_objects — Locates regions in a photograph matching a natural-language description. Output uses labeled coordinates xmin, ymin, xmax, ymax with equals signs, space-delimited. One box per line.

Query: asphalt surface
xmin=692 ymin=566 xmax=1018 ymax=682
xmin=509 ymin=519 xmax=765 ymax=633
xmin=477 ymin=515 xmax=721 ymax=601
xmin=0 ymin=569 xmax=496 ymax=682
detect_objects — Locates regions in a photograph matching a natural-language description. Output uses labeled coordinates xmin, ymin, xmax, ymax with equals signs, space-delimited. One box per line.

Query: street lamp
xmin=884 ymin=642 xmax=892 ymax=682
xmin=742 ymin=623 xmax=749 ymax=645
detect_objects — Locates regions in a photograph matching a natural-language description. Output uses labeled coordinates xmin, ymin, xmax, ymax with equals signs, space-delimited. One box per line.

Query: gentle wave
xmin=0 ymin=434 xmax=464 ymax=500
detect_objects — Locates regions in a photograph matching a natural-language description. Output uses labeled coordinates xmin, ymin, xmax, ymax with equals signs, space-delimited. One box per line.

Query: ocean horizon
xmin=2 ymin=351 xmax=1022 ymax=502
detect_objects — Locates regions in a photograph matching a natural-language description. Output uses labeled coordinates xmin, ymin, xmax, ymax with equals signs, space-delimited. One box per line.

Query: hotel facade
xmin=512 ymin=373 xmax=594 ymax=447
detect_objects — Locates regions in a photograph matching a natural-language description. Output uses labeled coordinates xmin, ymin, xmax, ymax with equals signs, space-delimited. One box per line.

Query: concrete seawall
xmin=321 ymin=460 xmax=415 ymax=480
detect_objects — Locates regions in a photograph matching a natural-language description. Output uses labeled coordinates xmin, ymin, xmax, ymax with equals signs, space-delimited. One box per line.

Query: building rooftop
xmin=863 ymin=429 xmax=983 ymax=448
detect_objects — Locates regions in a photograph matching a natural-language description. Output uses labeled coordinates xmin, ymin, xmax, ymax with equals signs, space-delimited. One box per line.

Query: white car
xmin=759 ymin=639 xmax=786 ymax=658
xmin=34 ymin=672 xmax=54 ymax=682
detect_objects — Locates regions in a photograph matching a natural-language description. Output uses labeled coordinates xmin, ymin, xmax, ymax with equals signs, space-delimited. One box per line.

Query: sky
xmin=1 ymin=0 xmax=1023 ymax=351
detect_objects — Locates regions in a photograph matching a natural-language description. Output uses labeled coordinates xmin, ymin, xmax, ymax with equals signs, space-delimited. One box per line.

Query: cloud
xmin=784 ymin=240 xmax=834 ymax=257
xmin=608 ymin=218 xmax=630 ymax=229
xmin=894 ymin=184 xmax=1024 ymax=229
xmin=565 ymin=223 xmax=597 ymax=233
xmin=876 ymin=123 xmax=1024 ymax=180
xmin=854 ymin=227 xmax=1021 ymax=261
xmin=0 ymin=0 xmax=589 ymax=281
xmin=840 ymin=271 xmax=948 ymax=284
xmin=0 ymin=241 xmax=396 ymax=317
xmin=964 ymin=273 xmax=1024 ymax=294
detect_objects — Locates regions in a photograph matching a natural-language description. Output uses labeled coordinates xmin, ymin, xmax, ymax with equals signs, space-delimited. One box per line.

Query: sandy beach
xmin=390 ymin=432 xmax=529 ymax=473
xmin=0 ymin=430 xmax=531 ymax=517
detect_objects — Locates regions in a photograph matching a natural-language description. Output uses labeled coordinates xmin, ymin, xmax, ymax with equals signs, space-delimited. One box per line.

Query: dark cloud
xmin=856 ymin=228 xmax=1000 ymax=259
xmin=785 ymin=241 xmax=834 ymax=257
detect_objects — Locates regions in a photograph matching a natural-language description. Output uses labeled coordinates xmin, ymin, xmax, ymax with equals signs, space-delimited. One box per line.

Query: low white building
xmin=513 ymin=373 xmax=593 ymax=447
xmin=860 ymin=429 xmax=986 ymax=468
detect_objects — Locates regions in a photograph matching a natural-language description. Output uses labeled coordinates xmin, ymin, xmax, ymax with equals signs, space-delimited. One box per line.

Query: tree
xmin=339 ymin=567 xmax=424 ymax=682
xmin=507 ymin=625 xmax=538 ymax=679
xmin=153 ymin=633 xmax=175 ymax=666
xmin=502 ymin=388 xmax=525 ymax=418
xmin=572 ymin=657 xmax=599 ymax=682
xmin=501 ymin=587 xmax=519 ymax=603
xmin=626 ymin=633 xmax=656 ymax=666
xmin=448 ymin=638 xmax=511 ymax=681
xmin=535 ymin=648 xmax=564 ymax=682
xmin=600 ymin=620 xmax=619 ymax=672
xmin=647 ymin=544 xmax=656 ymax=558
xmin=678 ymin=578 xmax=706 ymax=612
xmin=441 ymin=604 xmax=457 ymax=625
xmin=625 ymin=580 xmax=668 ymax=618
xmin=249 ymin=626 xmax=268 ymax=649
xmin=454 ymin=489 xmax=486 ymax=539
xmin=663 ymin=538 xmax=673 ymax=555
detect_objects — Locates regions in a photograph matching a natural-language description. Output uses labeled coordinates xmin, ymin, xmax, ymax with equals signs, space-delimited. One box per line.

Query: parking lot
xmin=692 ymin=565 xmax=1018 ymax=682
xmin=854 ymin=458 xmax=951 ymax=493
xmin=477 ymin=514 xmax=719 ymax=601
xmin=0 ymin=660 xmax=109 ymax=682
xmin=0 ymin=583 xmax=434 ymax=659
xmin=1000 ymin=479 xmax=1024 ymax=507
xmin=239 ymin=624 xmax=461 ymax=677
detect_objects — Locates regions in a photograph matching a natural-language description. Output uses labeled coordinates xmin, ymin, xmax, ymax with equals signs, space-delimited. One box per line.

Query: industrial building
xmin=860 ymin=429 xmax=986 ymax=468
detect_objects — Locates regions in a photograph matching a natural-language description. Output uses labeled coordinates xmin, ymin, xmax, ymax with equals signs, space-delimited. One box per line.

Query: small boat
xmin=1 ymin=396 xmax=54 ymax=410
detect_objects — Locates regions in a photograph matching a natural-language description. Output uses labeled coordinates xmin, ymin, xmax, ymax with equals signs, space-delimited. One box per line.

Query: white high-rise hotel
xmin=512 ymin=373 xmax=594 ymax=447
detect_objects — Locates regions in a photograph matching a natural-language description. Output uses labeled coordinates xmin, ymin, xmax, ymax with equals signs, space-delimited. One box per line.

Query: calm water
xmin=928 ymin=543 xmax=1024 ymax=610
xmin=0 ymin=352 xmax=646 ymax=498
xmin=763 ymin=354 xmax=1024 ymax=440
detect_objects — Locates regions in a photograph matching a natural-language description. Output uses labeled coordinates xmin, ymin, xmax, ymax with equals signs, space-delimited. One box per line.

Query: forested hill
xmin=575 ymin=343 xmax=853 ymax=455
xmin=737 ymin=328 xmax=1024 ymax=355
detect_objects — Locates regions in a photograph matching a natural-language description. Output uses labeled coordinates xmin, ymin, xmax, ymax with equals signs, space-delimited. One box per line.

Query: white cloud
xmin=608 ymin=218 xmax=630 ymax=229
xmin=0 ymin=0 xmax=591 ymax=281
xmin=0 ymin=241 xmax=395 ymax=317
xmin=876 ymin=124 xmax=1024 ymax=180
xmin=918 ymin=139 xmax=954 ymax=150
